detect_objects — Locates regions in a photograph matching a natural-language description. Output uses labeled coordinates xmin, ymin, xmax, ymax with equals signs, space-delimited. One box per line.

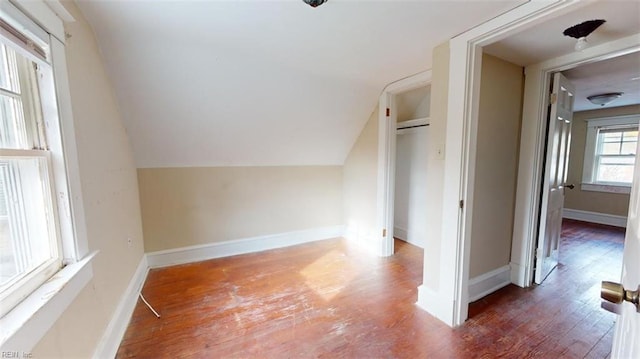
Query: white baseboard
xmin=93 ymin=256 xmax=149 ymax=359
xmin=393 ymin=226 xmax=408 ymax=241
xmin=146 ymin=225 xmax=345 ymax=268
xmin=393 ymin=226 xmax=425 ymax=249
xmin=562 ymin=208 xmax=627 ymax=228
xmin=344 ymin=225 xmax=382 ymax=256
xmin=468 ymin=265 xmax=511 ymax=302
xmin=416 ymin=285 xmax=455 ymax=326
xmin=92 ymin=226 xmax=345 ymax=358
xmin=509 ymin=261 xmax=528 ymax=288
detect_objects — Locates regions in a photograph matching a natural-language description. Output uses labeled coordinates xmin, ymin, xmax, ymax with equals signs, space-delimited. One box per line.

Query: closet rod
xmin=397 ymin=123 xmax=429 ymax=130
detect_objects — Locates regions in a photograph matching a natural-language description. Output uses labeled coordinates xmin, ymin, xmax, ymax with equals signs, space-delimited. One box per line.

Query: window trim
xmin=0 ymin=0 xmax=96 ymax=352
xmin=581 ymin=114 xmax=639 ymax=193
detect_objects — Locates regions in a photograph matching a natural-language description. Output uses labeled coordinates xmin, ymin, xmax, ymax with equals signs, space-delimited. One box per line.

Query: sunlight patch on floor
xmin=299 ymin=249 xmax=359 ymax=301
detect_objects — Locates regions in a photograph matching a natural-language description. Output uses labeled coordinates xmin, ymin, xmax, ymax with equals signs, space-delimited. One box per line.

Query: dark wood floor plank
xmin=117 ymin=219 xmax=624 ymax=358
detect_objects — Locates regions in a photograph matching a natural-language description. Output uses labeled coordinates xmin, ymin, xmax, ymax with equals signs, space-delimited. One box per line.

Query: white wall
xmin=394 ymin=126 xmax=428 ymax=248
xmin=343 ymin=108 xmax=379 ymax=244
xmin=32 ymin=1 xmax=145 ymax=356
xmin=420 ymin=42 xmax=449 ymax=291
xmin=397 ymin=86 xmax=431 ymax=122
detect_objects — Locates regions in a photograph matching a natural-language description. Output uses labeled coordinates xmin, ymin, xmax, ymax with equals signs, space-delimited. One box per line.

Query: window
xmin=582 ymin=116 xmax=640 ymax=193
xmin=0 ymin=43 xmax=61 ymax=317
xmin=594 ymin=127 xmax=638 ymax=184
xmin=0 ymin=1 xmax=94 ymax=350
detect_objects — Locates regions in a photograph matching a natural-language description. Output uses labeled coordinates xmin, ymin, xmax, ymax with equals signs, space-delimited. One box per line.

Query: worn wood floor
xmin=117 ymin=219 xmax=624 ymax=358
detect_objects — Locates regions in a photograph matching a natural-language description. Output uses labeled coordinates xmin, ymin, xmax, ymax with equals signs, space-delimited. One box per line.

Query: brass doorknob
xmin=601 ymin=281 xmax=640 ymax=311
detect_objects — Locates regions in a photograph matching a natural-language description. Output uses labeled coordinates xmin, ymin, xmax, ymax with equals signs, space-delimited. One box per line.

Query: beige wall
xmin=397 ymin=86 xmax=431 ymax=122
xmin=469 ymin=54 xmax=524 ymax=278
xmin=421 ymin=41 xmax=449 ymax=290
xmin=33 ymin=1 xmax=146 ymax=357
xmin=564 ymin=105 xmax=639 ymax=217
xmin=343 ymin=109 xmax=379 ymax=239
xmin=138 ymin=166 xmax=343 ymax=252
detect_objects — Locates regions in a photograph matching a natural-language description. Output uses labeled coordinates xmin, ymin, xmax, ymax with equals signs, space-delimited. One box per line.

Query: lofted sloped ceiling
xmin=78 ymin=0 xmax=525 ymax=168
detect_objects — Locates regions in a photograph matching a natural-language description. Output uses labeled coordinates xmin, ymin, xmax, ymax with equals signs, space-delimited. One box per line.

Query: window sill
xmin=0 ymin=251 xmax=98 ymax=352
xmin=581 ymin=183 xmax=631 ymax=194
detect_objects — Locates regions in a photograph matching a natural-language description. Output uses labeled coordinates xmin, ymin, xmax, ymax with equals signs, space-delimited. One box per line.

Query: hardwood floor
xmin=466 ymin=219 xmax=624 ymax=358
xmin=116 ymin=219 xmax=625 ymax=358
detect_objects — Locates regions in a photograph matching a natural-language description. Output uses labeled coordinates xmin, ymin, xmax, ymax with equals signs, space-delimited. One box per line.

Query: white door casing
xmin=414 ymin=0 xmax=594 ymax=326
xmin=535 ymin=72 xmax=575 ymax=284
xmin=610 ymin=131 xmax=640 ymax=357
xmin=511 ymin=36 xmax=640 ymax=289
xmin=377 ymin=70 xmax=432 ymax=257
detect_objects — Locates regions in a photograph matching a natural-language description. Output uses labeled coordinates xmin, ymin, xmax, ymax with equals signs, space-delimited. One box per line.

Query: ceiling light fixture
xmin=587 ymin=92 xmax=623 ymax=106
xmin=563 ymin=19 xmax=606 ymax=51
xmin=303 ymin=0 xmax=327 ymax=8
xmin=574 ymin=37 xmax=588 ymax=51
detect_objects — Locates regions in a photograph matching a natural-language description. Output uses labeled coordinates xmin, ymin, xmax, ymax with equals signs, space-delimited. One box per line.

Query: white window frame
xmin=0 ymin=150 xmax=62 ymax=318
xmin=582 ymin=115 xmax=640 ymax=194
xmin=0 ymin=0 xmax=95 ymax=352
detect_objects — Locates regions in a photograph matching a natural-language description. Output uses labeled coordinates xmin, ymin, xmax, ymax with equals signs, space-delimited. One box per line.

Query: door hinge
xmin=386 ymin=108 xmax=390 ymax=117
xmin=459 ymin=200 xmax=464 ymax=209
xmin=549 ymin=93 xmax=557 ymax=105
xmin=382 ymin=228 xmax=387 ymax=237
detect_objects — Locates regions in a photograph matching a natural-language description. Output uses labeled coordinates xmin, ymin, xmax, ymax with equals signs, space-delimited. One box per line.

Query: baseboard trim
xmin=146 ymin=225 xmax=345 ymax=268
xmin=393 ymin=226 xmax=424 ymax=249
xmin=92 ymin=226 xmax=345 ymax=357
xmin=509 ymin=261 xmax=528 ymax=288
xmin=393 ymin=226 xmax=407 ymax=241
xmin=416 ymin=285 xmax=455 ymax=326
xmin=468 ymin=265 xmax=511 ymax=302
xmin=562 ymin=208 xmax=627 ymax=228
xmin=93 ymin=255 xmax=149 ymax=359
xmin=344 ymin=225 xmax=382 ymax=256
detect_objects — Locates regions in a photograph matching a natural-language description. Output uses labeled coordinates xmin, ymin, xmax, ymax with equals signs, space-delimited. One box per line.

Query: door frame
xmin=510 ymin=34 xmax=640 ymax=287
xmin=377 ymin=70 xmax=431 ymax=257
xmin=413 ymin=0 xmax=593 ymax=327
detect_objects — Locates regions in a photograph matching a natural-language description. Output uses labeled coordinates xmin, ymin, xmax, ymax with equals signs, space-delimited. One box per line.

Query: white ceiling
xmin=77 ymin=0 xmax=525 ymax=168
xmin=484 ymin=0 xmax=640 ymax=113
xmin=484 ymin=1 xmax=640 ymax=67
xmin=563 ymin=51 xmax=640 ymax=112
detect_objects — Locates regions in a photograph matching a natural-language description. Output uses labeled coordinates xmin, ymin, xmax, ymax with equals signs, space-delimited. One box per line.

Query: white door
xmin=610 ymin=131 xmax=640 ymax=357
xmin=535 ymin=72 xmax=575 ymax=284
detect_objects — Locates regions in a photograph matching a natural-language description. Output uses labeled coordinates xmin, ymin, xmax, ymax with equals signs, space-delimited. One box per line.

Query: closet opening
xmin=393 ymin=85 xmax=430 ymax=252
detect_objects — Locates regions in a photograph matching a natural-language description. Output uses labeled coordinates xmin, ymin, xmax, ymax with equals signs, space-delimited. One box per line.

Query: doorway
xmin=529 ymin=51 xmax=639 ymax=285
xmin=375 ymin=70 xmax=431 ymax=257
xmin=468 ymin=45 xmax=638 ymax=356
xmin=443 ymin=0 xmax=640 ymax=327
xmin=535 ymin=51 xmax=638 ymax=289
xmin=393 ymin=86 xmax=430 ymax=251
